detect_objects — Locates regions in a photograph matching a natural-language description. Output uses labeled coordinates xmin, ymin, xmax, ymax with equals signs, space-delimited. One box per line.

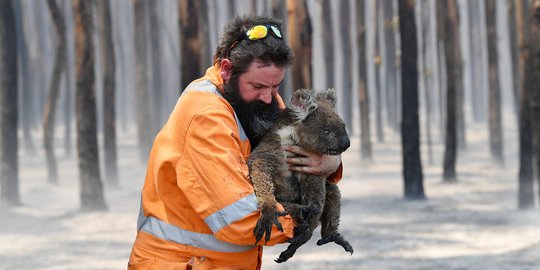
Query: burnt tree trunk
xmin=383 ymin=0 xmax=398 ymax=132
xmin=179 ymin=0 xmax=203 ymax=91
xmin=442 ymin=0 xmax=459 ymax=182
xmin=287 ymin=0 xmax=312 ymax=91
xmin=339 ymin=0 xmax=353 ymax=130
xmin=399 ymin=0 xmax=425 ymax=200
xmin=133 ymin=0 xmax=151 ymax=162
xmin=509 ymin=0 xmax=521 ymax=117
xmin=43 ymin=0 xmax=66 ymax=185
xmin=63 ymin=0 xmax=74 ymax=157
xmin=0 ymin=0 xmax=21 ymax=207
xmin=373 ymin=0 xmax=384 ymax=143
xmin=515 ymin=0 xmax=534 ymax=209
xmin=321 ymin=0 xmax=334 ymax=88
xmin=98 ymin=0 xmax=118 ymax=187
xmin=357 ymin=0 xmax=372 ymax=159
xmin=73 ymin=0 xmax=107 ymax=211
xmin=420 ymin=0 xmax=433 ymax=165
xmin=486 ymin=0 xmax=504 ymax=164
xmin=527 ymin=0 xmax=540 ymax=211
xmin=149 ymin=1 xmax=162 ymax=136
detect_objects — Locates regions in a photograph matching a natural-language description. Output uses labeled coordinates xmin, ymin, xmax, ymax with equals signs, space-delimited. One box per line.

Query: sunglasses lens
xmin=247 ymin=25 xmax=268 ymax=40
xmin=270 ymin=25 xmax=282 ymax=38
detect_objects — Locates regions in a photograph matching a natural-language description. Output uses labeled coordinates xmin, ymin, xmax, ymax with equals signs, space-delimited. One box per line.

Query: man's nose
xmin=259 ymin=90 xmax=272 ymax=104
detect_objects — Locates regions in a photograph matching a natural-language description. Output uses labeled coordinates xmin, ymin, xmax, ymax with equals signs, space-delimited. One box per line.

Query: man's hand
xmin=284 ymin=145 xmax=341 ymax=178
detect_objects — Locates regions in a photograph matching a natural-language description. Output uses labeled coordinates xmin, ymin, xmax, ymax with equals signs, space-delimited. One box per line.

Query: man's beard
xmin=222 ymin=78 xmax=282 ymax=147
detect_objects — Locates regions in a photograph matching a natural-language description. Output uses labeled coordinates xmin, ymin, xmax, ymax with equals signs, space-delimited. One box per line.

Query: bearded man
xmin=128 ymin=16 xmax=343 ymax=270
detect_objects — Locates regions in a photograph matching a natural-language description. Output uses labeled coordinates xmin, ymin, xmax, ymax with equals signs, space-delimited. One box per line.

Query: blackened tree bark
xmin=357 ymin=0 xmax=372 ymax=159
xmin=133 ymin=0 xmax=151 ymax=162
xmin=509 ymin=0 xmax=521 ymax=117
xmin=339 ymin=0 xmax=353 ymax=130
xmin=373 ymin=0 xmax=384 ymax=143
xmin=527 ymin=0 xmax=540 ymax=210
xmin=442 ymin=0 xmax=459 ymax=182
xmin=321 ymin=0 xmax=334 ymax=88
xmin=73 ymin=0 xmax=107 ymax=211
xmin=149 ymin=1 xmax=163 ymax=136
xmin=383 ymin=0 xmax=398 ymax=132
xmin=98 ymin=0 xmax=118 ymax=187
xmin=179 ymin=0 xmax=203 ymax=91
xmin=420 ymin=0 xmax=433 ymax=165
xmin=486 ymin=0 xmax=504 ymax=164
xmin=515 ymin=0 xmax=534 ymax=209
xmin=0 ymin=0 xmax=21 ymax=207
xmin=63 ymin=0 xmax=74 ymax=158
xmin=287 ymin=0 xmax=312 ymax=90
xmin=398 ymin=0 xmax=425 ymax=200
xmin=43 ymin=0 xmax=66 ymax=185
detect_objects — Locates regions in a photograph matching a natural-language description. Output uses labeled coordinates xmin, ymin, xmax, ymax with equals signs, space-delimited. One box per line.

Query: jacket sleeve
xmin=178 ymin=108 xmax=294 ymax=246
xmin=327 ymin=163 xmax=343 ymax=184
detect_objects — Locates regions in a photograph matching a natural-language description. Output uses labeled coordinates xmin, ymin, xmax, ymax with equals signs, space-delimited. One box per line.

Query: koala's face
xmin=294 ymin=101 xmax=350 ymax=155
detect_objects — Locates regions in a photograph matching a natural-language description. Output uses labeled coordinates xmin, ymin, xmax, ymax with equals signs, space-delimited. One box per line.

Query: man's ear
xmin=220 ymin=59 xmax=232 ymax=82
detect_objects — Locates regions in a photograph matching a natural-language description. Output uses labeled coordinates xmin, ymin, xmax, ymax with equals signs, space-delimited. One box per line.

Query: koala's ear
xmin=289 ymin=88 xmax=317 ymax=122
xmin=315 ymin=88 xmax=337 ymax=108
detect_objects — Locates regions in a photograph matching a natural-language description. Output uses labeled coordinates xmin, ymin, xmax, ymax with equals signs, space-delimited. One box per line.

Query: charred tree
xmin=133 ymin=0 xmax=152 ymax=162
xmin=148 ymin=1 xmax=162 ymax=136
xmin=179 ymin=0 xmax=204 ymax=91
xmin=515 ymin=0 xmax=534 ymax=209
xmin=442 ymin=0 xmax=459 ymax=182
xmin=98 ymin=0 xmax=118 ymax=187
xmin=63 ymin=0 xmax=74 ymax=157
xmin=0 ymin=0 xmax=21 ymax=207
xmin=339 ymin=0 xmax=353 ymax=130
xmin=398 ymin=0 xmax=425 ymax=200
xmin=486 ymin=0 xmax=504 ymax=164
xmin=73 ymin=0 xmax=107 ymax=211
xmin=321 ymin=0 xmax=334 ymax=88
xmin=383 ymin=0 xmax=398 ymax=132
xmin=420 ymin=0 xmax=433 ymax=165
xmin=527 ymin=0 xmax=540 ymax=210
xmin=286 ymin=0 xmax=312 ymax=91
xmin=357 ymin=0 xmax=372 ymax=159
xmin=43 ymin=0 xmax=66 ymax=185
xmin=509 ymin=0 xmax=521 ymax=117
xmin=373 ymin=0 xmax=384 ymax=143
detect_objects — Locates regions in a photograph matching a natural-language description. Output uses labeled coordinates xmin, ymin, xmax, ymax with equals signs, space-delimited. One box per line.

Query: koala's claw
xmin=317 ymin=232 xmax=354 ymax=254
xmin=254 ymin=209 xmax=287 ymax=244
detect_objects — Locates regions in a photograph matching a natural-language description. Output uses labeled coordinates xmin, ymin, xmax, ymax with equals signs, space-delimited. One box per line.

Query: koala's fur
xmin=248 ymin=88 xmax=353 ymax=263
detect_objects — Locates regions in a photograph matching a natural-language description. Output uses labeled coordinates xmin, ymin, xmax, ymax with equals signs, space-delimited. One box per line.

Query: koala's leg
xmin=248 ymin=153 xmax=287 ymax=244
xmin=275 ymin=175 xmax=326 ymax=263
xmin=317 ymin=182 xmax=353 ymax=254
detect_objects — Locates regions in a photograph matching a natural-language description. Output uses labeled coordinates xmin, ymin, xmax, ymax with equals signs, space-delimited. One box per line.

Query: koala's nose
xmin=340 ymin=135 xmax=350 ymax=152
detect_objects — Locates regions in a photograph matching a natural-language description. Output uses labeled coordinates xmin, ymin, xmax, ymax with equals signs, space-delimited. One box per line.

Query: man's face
xmin=222 ymin=60 xmax=285 ymax=146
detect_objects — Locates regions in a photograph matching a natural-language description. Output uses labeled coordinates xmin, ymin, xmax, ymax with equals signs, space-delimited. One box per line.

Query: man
xmin=128 ymin=16 xmax=343 ymax=270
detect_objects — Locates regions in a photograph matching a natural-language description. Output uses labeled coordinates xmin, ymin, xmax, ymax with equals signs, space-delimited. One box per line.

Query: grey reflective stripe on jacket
xmin=182 ymin=79 xmax=248 ymax=141
xmin=138 ymin=214 xmax=255 ymax=252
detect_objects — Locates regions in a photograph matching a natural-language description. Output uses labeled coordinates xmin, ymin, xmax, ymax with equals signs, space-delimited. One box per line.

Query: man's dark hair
xmin=213 ymin=15 xmax=294 ymax=76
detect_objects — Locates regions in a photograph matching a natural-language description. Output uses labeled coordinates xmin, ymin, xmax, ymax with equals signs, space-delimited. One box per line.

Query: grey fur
xmin=248 ymin=88 xmax=353 ymax=263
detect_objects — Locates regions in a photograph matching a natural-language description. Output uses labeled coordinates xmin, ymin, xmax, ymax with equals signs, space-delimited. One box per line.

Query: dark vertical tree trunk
xmin=133 ymin=0 xmax=151 ymax=162
xmin=373 ymin=0 xmax=384 ymax=143
xmin=98 ymin=0 xmax=118 ymax=187
xmin=527 ymin=0 xmax=540 ymax=211
xmin=420 ymin=0 xmax=433 ymax=165
xmin=339 ymin=0 xmax=353 ymax=130
xmin=509 ymin=0 xmax=521 ymax=117
xmin=357 ymin=0 xmax=371 ymax=159
xmin=442 ymin=0 xmax=459 ymax=182
xmin=453 ymin=2 xmax=466 ymax=150
xmin=272 ymin=0 xmax=292 ymax=102
xmin=287 ymin=0 xmax=312 ymax=91
xmin=73 ymin=0 xmax=107 ymax=211
xmin=0 ymin=0 xmax=21 ymax=207
xmin=179 ymin=0 xmax=203 ymax=92
xmin=148 ymin=1 xmax=162 ymax=136
xmin=486 ymin=0 xmax=504 ymax=164
xmin=469 ymin=0 xmax=486 ymax=122
xmin=63 ymin=0 xmax=74 ymax=157
xmin=43 ymin=0 xmax=67 ymax=185
xmin=515 ymin=0 xmax=534 ymax=209
xmin=398 ymin=0 xmax=425 ymax=200
xmin=383 ymin=0 xmax=398 ymax=132
xmin=321 ymin=0 xmax=334 ymax=88
xmin=436 ymin=0 xmax=446 ymax=139
xmin=228 ymin=0 xmax=236 ymax=19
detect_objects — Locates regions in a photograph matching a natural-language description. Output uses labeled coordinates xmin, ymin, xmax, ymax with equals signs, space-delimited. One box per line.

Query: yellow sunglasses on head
xmin=226 ymin=24 xmax=283 ymax=58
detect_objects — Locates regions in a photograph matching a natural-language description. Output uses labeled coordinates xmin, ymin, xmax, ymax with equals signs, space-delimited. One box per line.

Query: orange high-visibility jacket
xmin=128 ymin=65 xmax=342 ymax=270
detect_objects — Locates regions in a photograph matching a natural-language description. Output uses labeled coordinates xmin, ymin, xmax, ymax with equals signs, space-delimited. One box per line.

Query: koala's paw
xmin=317 ymin=232 xmax=354 ymax=254
xmin=254 ymin=206 xmax=287 ymax=244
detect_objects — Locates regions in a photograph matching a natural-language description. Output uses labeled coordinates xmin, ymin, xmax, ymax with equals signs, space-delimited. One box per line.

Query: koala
xmin=248 ymin=88 xmax=353 ymax=263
